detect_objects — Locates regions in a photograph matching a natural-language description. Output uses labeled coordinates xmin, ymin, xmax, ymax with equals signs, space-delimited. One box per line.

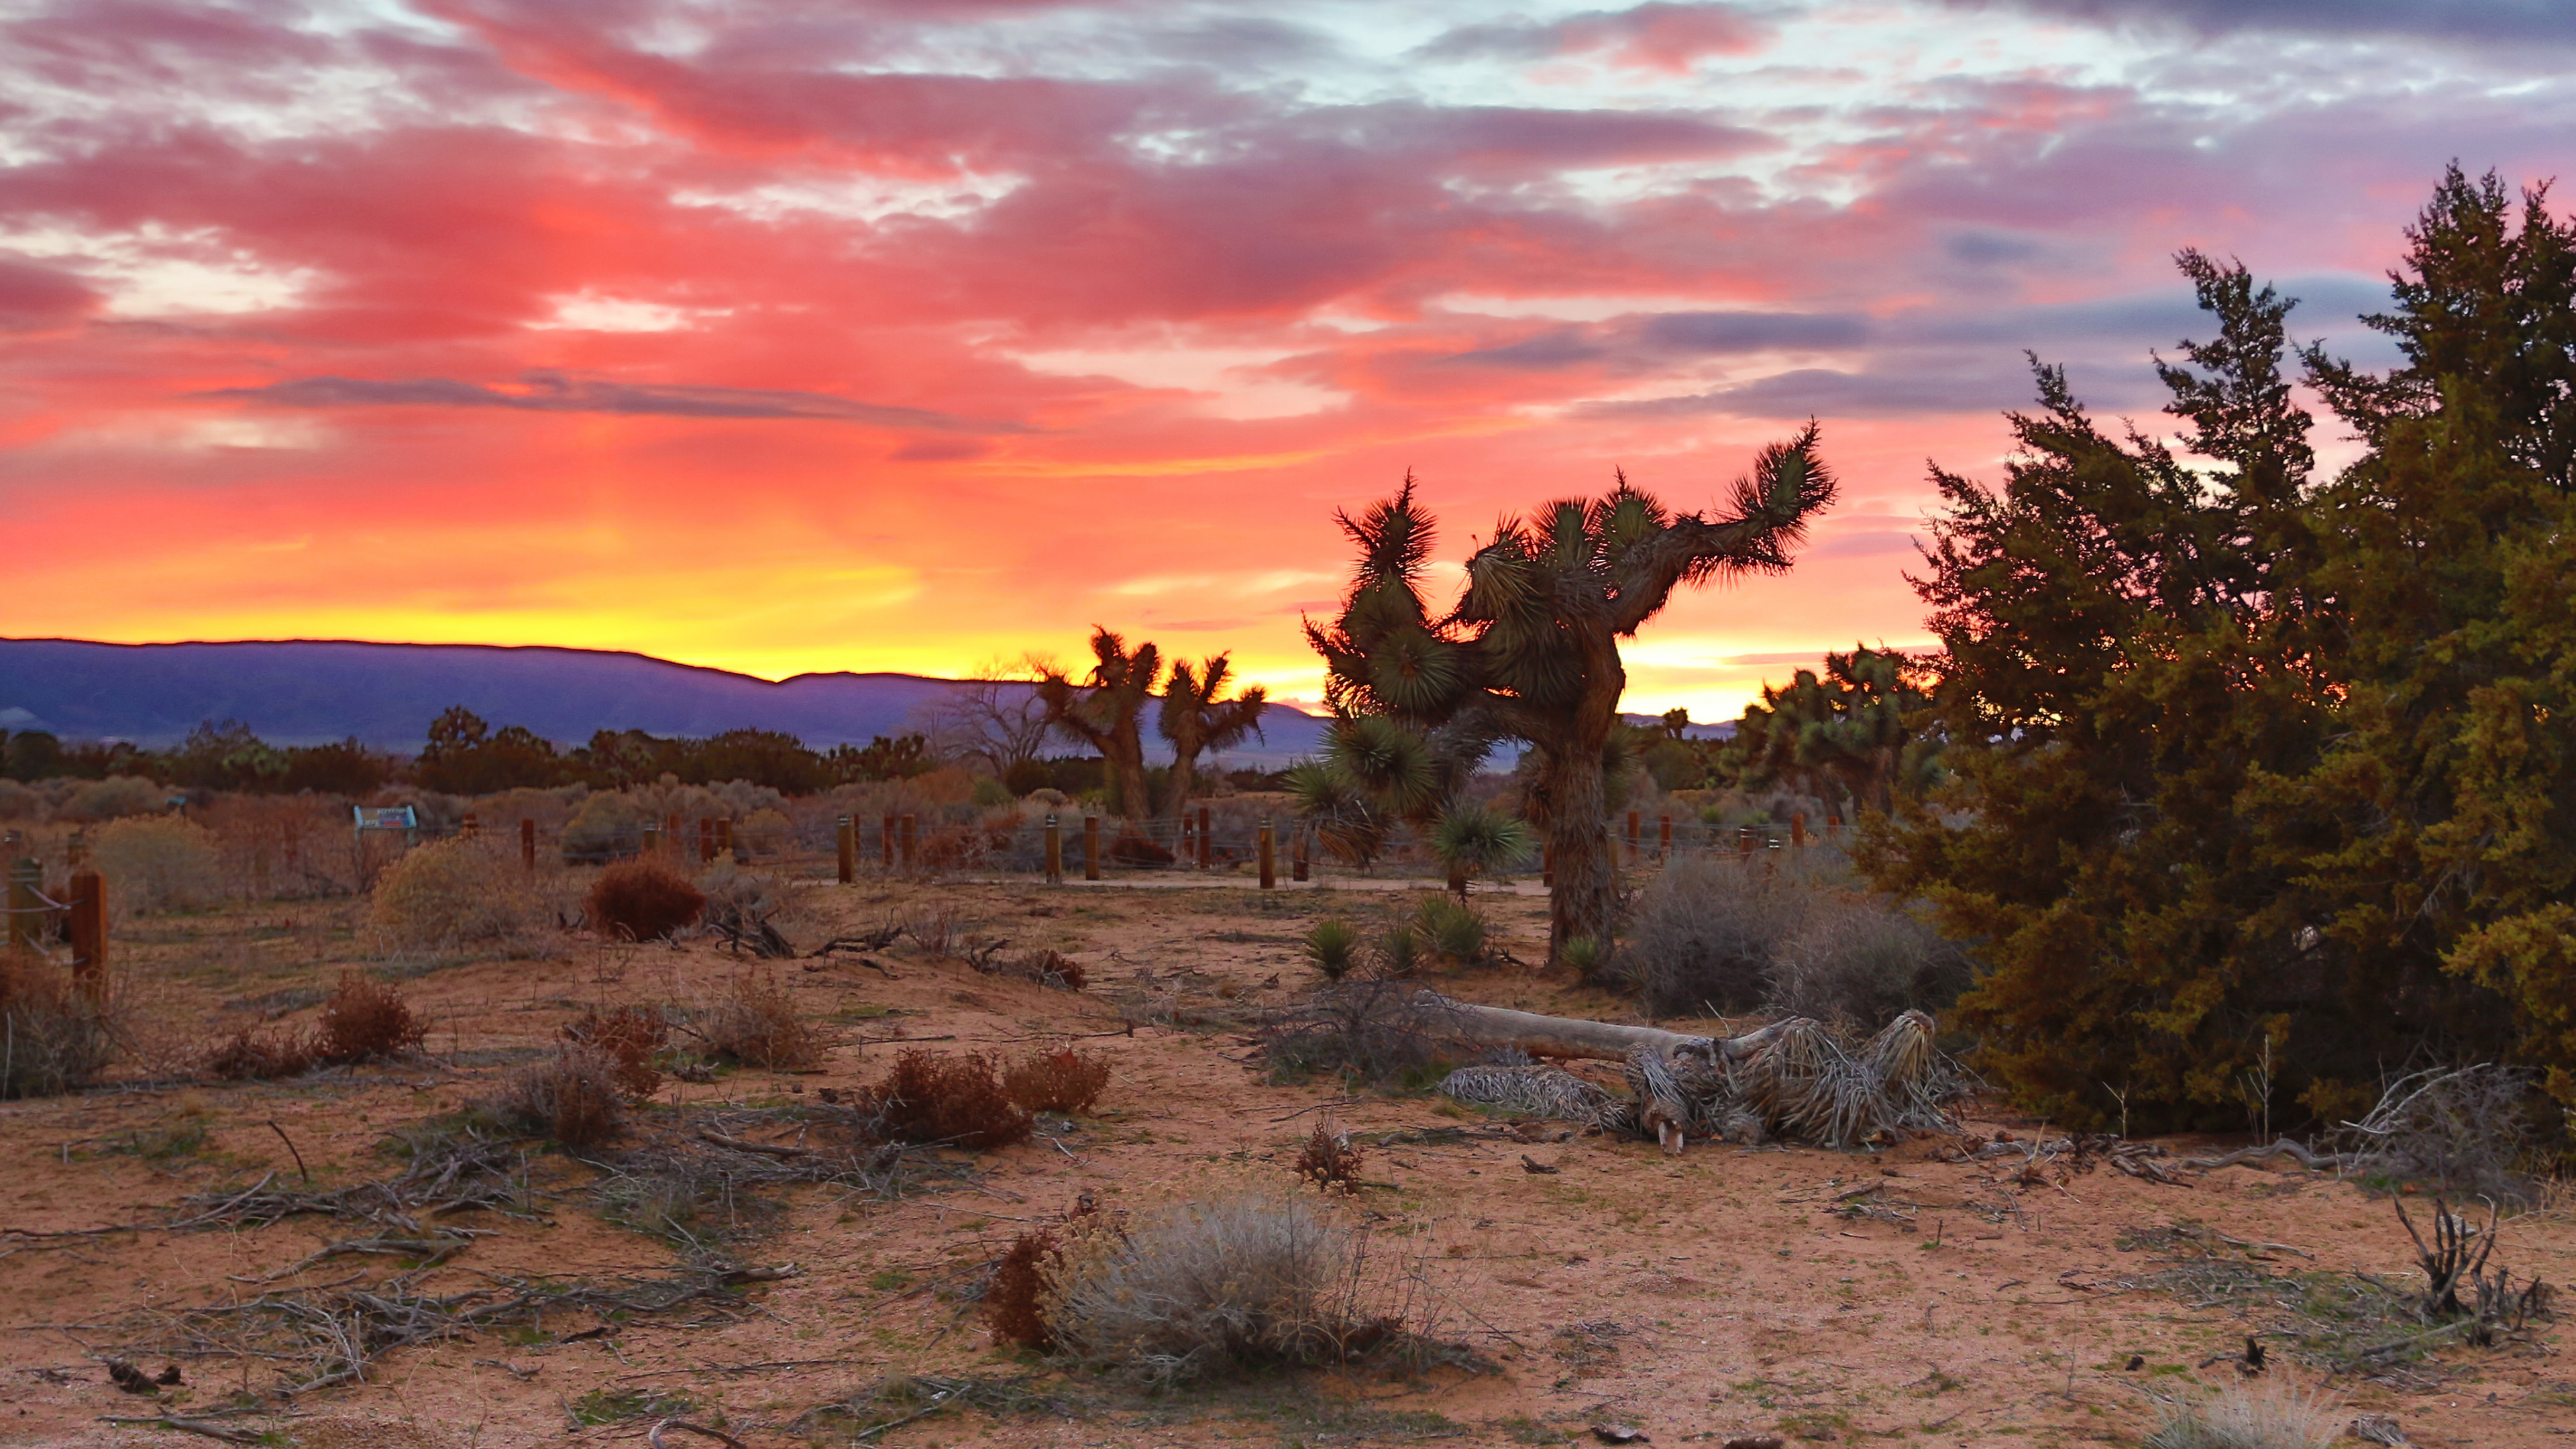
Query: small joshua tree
xmin=1036 ymin=628 xmax=1163 ymax=820
xmin=1307 ymin=425 xmax=1836 ymax=965
xmin=1159 ymin=653 xmax=1267 ymax=826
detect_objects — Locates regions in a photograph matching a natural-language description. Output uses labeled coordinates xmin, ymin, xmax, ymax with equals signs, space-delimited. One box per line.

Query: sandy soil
xmin=3 ymin=866 xmax=2569 ymax=1448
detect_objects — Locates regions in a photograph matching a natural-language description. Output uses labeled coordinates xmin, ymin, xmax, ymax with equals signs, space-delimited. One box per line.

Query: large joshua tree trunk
xmin=1538 ymin=638 xmax=1626 ymax=968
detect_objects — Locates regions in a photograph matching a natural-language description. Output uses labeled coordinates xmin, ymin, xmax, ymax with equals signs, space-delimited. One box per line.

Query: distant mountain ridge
xmin=0 ymin=638 xmax=1723 ymax=765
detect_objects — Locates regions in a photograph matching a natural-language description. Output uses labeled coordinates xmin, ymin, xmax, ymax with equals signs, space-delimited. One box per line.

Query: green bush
xmin=1303 ymin=918 xmax=1360 ymax=980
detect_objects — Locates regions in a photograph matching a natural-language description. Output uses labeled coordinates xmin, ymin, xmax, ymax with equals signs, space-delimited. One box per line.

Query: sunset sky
xmin=3 ymin=1 xmax=2569 ymax=721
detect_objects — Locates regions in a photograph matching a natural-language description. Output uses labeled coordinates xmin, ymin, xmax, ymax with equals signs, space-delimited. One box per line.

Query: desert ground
xmin=2 ymin=860 xmax=2568 ymax=1449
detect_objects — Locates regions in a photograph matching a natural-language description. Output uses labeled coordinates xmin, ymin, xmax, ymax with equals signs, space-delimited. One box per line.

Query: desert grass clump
xmin=986 ymin=1228 xmax=1063 ymax=1350
xmin=1304 ymin=919 xmax=1360 ymax=981
xmin=1374 ymin=921 xmax=1422 ymax=978
xmin=0 ymin=961 xmax=117 ymax=1099
xmin=1410 ymin=895 xmax=1489 ymax=966
xmin=983 ymin=949 xmax=1087 ymax=991
xmin=584 ymin=857 xmax=705 ymax=943
xmin=1003 ymin=1047 xmax=1112 ymax=1114
xmin=867 ymin=1049 xmax=1033 ymax=1150
xmin=2143 ymin=1377 xmax=2342 ymax=1449
xmin=366 ymin=837 xmax=537 ymax=955
xmin=495 ymin=1043 xmax=627 ymax=1150
xmin=315 ymin=971 xmax=427 ymax=1063
xmin=89 ymin=815 xmax=222 ymax=916
xmin=563 ymin=1004 xmax=668 ymax=1100
xmin=692 ymin=973 xmax=826 ymax=1070
xmin=1040 ymin=1183 xmax=1363 ymax=1387
xmin=205 ymin=1024 xmax=317 ymax=1082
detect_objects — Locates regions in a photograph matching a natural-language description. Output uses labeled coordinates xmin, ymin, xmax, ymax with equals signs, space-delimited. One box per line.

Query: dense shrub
xmin=2144 ymin=1377 xmax=2341 ymax=1449
xmin=1002 ymin=1048 xmax=1111 ymax=1114
xmin=315 ymin=971 xmax=427 ymax=1062
xmin=563 ymin=1005 xmax=668 ymax=1100
xmin=584 ymin=858 xmax=704 ymax=943
xmin=366 ymin=837 xmax=536 ymax=955
xmin=496 ymin=1044 xmax=627 ymax=1149
xmin=1410 ymin=896 xmax=1488 ymax=965
xmin=694 ymin=973 xmax=824 ymax=1069
xmin=1260 ymin=981 xmax=1456 ymax=1085
xmin=866 ymin=1049 xmax=1032 ymax=1149
xmin=1040 ymin=1185 xmax=1358 ymax=1387
xmin=1621 ymin=856 xmax=1812 ymax=1016
xmin=0 ymin=961 xmax=115 ymax=1099
xmin=55 ymin=775 xmax=164 ymax=823
xmin=90 ymin=815 xmax=222 ymax=915
xmin=559 ymin=792 xmax=641 ymax=864
xmin=1768 ymin=901 xmax=1972 ymax=1029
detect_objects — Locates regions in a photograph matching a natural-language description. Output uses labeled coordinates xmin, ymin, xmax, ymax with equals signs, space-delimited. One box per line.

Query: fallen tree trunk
xmin=1409 ymin=990 xmax=1793 ymax=1063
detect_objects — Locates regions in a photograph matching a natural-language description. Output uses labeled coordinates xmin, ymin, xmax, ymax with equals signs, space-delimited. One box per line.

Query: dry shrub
xmin=695 ymin=973 xmax=825 ymax=1070
xmin=585 ymin=858 xmax=705 ymax=943
xmin=2143 ymin=1376 xmax=2342 ymax=1449
xmin=984 ymin=949 xmax=1087 ymax=991
xmin=1768 ymin=900 xmax=1973 ymax=1030
xmin=1040 ymin=1183 xmax=1364 ymax=1387
xmin=2334 ymin=1064 xmax=2542 ymax=1201
xmin=203 ymin=796 xmax=352 ymax=900
xmin=1621 ymin=855 xmax=1815 ymax=1015
xmin=1260 ymin=981 xmax=1459 ymax=1086
xmin=1293 ymin=1122 xmax=1362 ymax=1189
xmin=0 ymin=961 xmax=117 ymax=1099
xmin=366 ymin=837 xmax=538 ymax=955
xmin=90 ymin=815 xmax=223 ymax=916
xmin=495 ymin=1044 xmax=626 ymax=1149
xmin=1108 ymin=831 xmax=1175 ymax=867
xmin=866 ymin=1049 xmax=1032 ymax=1149
xmin=986 ymin=1228 xmax=1062 ymax=1350
xmin=1003 ymin=1048 xmax=1111 ymax=1114
xmin=315 ymin=971 xmax=426 ymax=1063
xmin=205 ymin=1025 xmax=317 ymax=1082
xmin=55 ymin=775 xmax=163 ymax=823
xmin=564 ymin=1005 xmax=667 ymax=1099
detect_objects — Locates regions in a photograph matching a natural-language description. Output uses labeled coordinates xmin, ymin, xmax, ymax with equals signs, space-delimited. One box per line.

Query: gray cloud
xmin=205 ymin=372 xmax=1032 ymax=432
xmin=1940 ymin=0 xmax=2576 ymax=44
xmin=1583 ymin=363 xmax=2032 ymax=420
xmin=1441 ymin=329 xmax=1607 ymax=368
xmin=1809 ymin=530 xmax=1924 ymax=559
xmin=1640 ymin=309 xmax=1870 ymax=352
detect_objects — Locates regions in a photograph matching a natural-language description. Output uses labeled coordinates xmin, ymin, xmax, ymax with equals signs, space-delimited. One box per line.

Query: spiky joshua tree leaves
xmin=1308 ymin=425 xmax=1838 ymax=965
xmin=1159 ymin=654 xmax=1267 ymax=827
xmin=1036 ymin=628 xmax=1162 ymax=820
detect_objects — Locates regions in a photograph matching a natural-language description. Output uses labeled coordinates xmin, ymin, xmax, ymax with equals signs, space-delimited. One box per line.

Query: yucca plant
xmin=1428 ymin=802 xmax=1536 ymax=894
xmin=1036 ymin=628 xmax=1162 ymax=820
xmin=1303 ymin=918 xmax=1362 ymax=981
xmin=1159 ymin=653 xmax=1269 ymax=829
xmin=1307 ymin=429 xmax=1837 ymax=965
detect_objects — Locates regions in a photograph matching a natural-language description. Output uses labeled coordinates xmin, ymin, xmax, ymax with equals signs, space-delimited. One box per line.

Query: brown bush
xmin=205 ymin=1025 xmax=318 ymax=1081
xmin=985 ymin=1228 xmax=1061 ymax=1350
xmin=1002 ymin=1048 xmax=1112 ymax=1114
xmin=495 ymin=1044 xmax=626 ymax=1149
xmin=585 ymin=858 xmax=705 ymax=943
xmin=865 ymin=1049 xmax=1032 ymax=1150
xmin=1 ymin=962 xmax=117 ymax=1099
xmin=1108 ymin=831 xmax=1174 ymax=867
xmin=315 ymin=971 xmax=427 ymax=1063
xmin=1294 ymin=1121 xmax=1363 ymax=1189
xmin=694 ymin=974 xmax=825 ymax=1070
xmin=562 ymin=1005 xmax=667 ymax=1100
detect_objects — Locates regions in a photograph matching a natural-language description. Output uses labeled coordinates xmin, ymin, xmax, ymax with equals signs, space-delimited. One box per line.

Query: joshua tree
xmin=1733 ymin=646 xmax=1935 ymax=816
xmin=1035 ymin=628 xmax=1162 ymax=820
xmin=1307 ymin=425 xmax=1836 ymax=965
xmin=1158 ymin=653 xmax=1267 ymax=825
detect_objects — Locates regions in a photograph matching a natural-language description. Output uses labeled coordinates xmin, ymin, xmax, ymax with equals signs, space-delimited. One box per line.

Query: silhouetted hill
xmin=0 ymin=638 xmax=1337 ymax=763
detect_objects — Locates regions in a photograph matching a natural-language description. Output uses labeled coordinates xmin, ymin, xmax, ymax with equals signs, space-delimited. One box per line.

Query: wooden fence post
xmin=1196 ymin=806 xmax=1212 ymax=869
xmin=898 ymin=814 xmax=916 ymax=871
xmin=1083 ymin=816 xmax=1102 ymax=881
xmin=641 ymin=823 xmax=660 ymax=858
xmin=1737 ymin=825 xmax=1756 ymax=862
xmin=1625 ymin=810 xmax=1640 ymax=865
xmin=462 ymin=812 xmax=479 ymax=839
xmin=1291 ymin=826 xmax=1309 ymax=882
xmin=1792 ymin=812 xmax=1807 ymax=849
xmin=520 ymin=818 xmax=537 ymax=870
xmin=715 ymin=817 xmax=734 ymax=861
xmin=68 ymin=869 xmax=105 ymax=1001
xmin=1658 ymin=814 xmax=1672 ymax=861
xmin=1825 ymin=814 xmax=1842 ymax=839
xmin=1258 ymin=818 xmax=1275 ymax=890
xmin=880 ymin=815 xmax=895 ymax=869
xmin=837 ymin=816 xmax=855 ymax=884
xmin=5 ymin=858 xmax=39 ymax=954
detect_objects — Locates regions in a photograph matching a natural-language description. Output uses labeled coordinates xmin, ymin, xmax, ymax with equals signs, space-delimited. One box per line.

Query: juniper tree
xmin=1036 ymin=628 xmax=1162 ymax=820
xmin=1308 ymin=425 xmax=1838 ymax=964
xmin=1158 ymin=654 xmax=1267 ymax=825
